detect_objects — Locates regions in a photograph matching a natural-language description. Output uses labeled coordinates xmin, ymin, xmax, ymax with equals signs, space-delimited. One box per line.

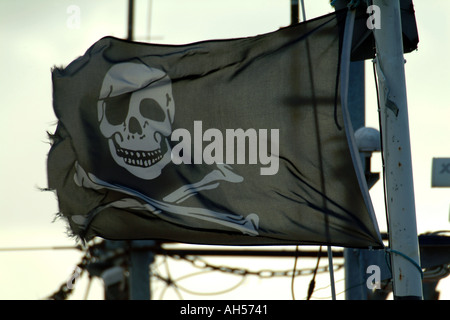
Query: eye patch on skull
xmin=101 ymin=93 xmax=166 ymax=127
xmin=97 ymin=64 xmax=175 ymax=180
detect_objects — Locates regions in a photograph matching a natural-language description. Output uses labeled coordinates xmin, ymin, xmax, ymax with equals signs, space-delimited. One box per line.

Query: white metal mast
xmin=372 ymin=0 xmax=423 ymax=299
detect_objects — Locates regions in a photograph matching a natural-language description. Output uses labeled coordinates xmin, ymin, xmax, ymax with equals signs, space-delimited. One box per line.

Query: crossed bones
xmin=72 ymin=162 xmax=260 ymax=236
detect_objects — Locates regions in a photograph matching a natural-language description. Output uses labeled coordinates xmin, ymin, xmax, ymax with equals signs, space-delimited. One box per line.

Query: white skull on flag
xmin=97 ymin=62 xmax=174 ymax=180
xmin=89 ymin=62 xmax=259 ymax=236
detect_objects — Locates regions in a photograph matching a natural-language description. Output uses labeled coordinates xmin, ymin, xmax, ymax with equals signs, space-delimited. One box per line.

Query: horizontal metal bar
xmin=141 ymin=246 xmax=345 ymax=258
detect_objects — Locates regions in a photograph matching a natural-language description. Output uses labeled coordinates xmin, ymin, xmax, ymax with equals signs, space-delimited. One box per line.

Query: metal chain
xmin=165 ymin=253 xmax=343 ymax=278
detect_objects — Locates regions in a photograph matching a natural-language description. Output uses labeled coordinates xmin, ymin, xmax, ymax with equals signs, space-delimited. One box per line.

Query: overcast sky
xmin=0 ymin=0 xmax=449 ymax=300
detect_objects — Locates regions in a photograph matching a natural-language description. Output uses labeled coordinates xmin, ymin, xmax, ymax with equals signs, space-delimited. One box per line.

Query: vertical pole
xmin=129 ymin=240 xmax=154 ymax=300
xmin=290 ymin=0 xmax=299 ymax=25
xmin=372 ymin=0 xmax=422 ymax=300
xmin=343 ymin=59 xmax=367 ymax=300
xmin=127 ymin=0 xmax=134 ymax=41
xmin=299 ymin=0 xmax=306 ymax=22
xmin=333 ymin=0 xmax=368 ymax=300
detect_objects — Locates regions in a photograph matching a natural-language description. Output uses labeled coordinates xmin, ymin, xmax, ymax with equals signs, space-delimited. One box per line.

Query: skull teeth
xmin=115 ymin=146 xmax=163 ymax=168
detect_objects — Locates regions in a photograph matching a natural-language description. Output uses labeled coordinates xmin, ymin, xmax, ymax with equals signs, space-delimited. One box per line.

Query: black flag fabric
xmin=48 ymin=10 xmax=383 ymax=248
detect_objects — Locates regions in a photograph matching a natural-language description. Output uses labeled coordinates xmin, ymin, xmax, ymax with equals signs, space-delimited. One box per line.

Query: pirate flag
xmin=48 ymin=9 xmax=383 ymax=248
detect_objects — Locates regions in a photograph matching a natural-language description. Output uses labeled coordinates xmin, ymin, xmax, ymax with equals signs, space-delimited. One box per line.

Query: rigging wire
xmin=327 ymin=246 xmax=337 ymax=300
xmin=312 ymin=277 xmax=345 ymax=294
xmin=160 ymin=255 xmax=183 ymax=300
xmin=306 ymin=246 xmax=322 ymax=300
xmin=4 ymin=238 xmax=345 ymax=300
xmin=173 ymin=269 xmax=247 ymax=297
xmin=372 ymin=58 xmax=391 ymax=244
xmin=291 ymin=245 xmax=299 ymax=300
xmin=290 ymin=1 xmax=305 ymax=302
xmin=84 ymin=275 xmax=92 ymax=300
xmin=300 ymin=0 xmax=306 ymax=22
xmin=309 ymin=278 xmax=346 ymax=300
xmin=0 ymin=245 xmax=80 ymax=252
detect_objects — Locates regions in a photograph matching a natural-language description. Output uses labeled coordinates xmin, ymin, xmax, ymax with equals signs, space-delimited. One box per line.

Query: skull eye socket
xmin=103 ymin=93 xmax=131 ymax=126
xmin=140 ymin=98 xmax=166 ymax=122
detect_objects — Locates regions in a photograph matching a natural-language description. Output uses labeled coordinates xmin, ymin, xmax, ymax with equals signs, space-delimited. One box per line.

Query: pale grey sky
xmin=0 ymin=0 xmax=449 ymax=300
